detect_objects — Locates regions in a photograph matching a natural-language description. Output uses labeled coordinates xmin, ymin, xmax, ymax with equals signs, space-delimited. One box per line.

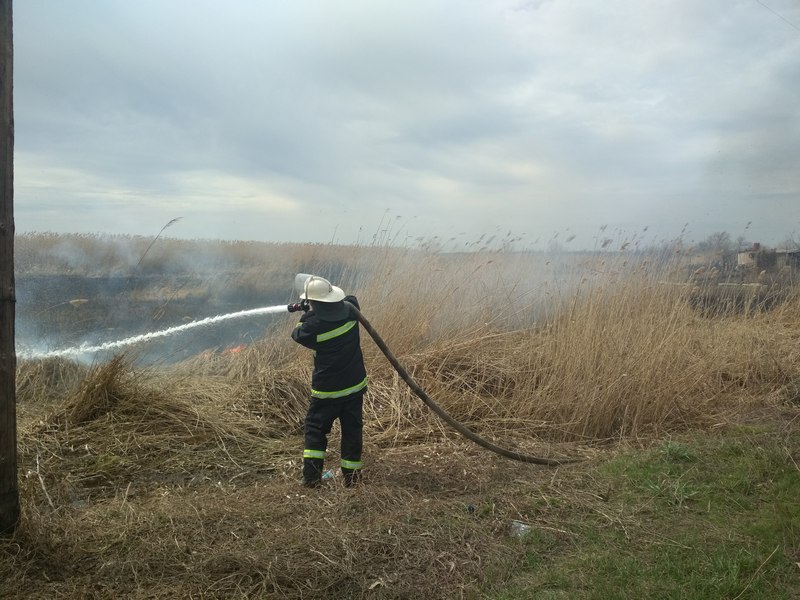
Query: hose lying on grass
xmin=346 ymin=301 xmax=579 ymax=466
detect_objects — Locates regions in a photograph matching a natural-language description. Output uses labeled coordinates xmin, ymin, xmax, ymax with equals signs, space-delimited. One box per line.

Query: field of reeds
xmin=2 ymin=233 xmax=799 ymax=599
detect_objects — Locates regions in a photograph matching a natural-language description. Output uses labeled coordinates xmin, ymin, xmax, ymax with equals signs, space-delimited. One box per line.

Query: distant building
xmin=736 ymin=243 xmax=800 ymax=272
xmin=737 ymin=243 xmax=777 ymax=270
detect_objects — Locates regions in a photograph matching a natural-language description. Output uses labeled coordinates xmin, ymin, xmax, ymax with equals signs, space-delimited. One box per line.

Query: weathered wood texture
xmin=0 ymin=0 xmax=18 ymax=534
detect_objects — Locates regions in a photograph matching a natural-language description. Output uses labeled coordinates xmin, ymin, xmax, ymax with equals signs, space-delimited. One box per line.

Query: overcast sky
xmin=13 ymin=0 xmax=800 ymax=250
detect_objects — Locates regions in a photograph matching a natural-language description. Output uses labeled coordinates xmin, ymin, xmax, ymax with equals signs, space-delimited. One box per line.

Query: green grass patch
xmin=488 ymin=425 xmax=800 ymax=600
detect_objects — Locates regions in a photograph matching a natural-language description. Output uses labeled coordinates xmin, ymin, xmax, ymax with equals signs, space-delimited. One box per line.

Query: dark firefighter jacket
xmin=291 ymin=295 xmax=368 ymax=399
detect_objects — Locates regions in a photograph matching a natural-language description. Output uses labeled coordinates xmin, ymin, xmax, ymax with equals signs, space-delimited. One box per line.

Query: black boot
xmin=342 ymin=468 xmax=362 ymax=488
xmin=302 ymin=458 xmax=324 ymax=487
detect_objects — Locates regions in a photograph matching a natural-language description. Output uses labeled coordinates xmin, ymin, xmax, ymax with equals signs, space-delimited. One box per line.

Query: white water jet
xmin=17 ymin=304 xmax=289 ymax=360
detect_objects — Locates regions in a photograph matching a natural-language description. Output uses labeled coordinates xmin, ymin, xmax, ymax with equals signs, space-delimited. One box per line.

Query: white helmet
xmin=299 ymin=275 xmax=346 ymax=303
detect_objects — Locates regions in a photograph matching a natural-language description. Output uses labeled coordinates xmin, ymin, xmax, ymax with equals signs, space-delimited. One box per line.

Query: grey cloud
xmin=13 ymin=0 xmax=800 ymax=246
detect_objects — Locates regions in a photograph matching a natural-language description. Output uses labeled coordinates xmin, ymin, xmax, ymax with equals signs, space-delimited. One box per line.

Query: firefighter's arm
xmin=291 ymin=316 xmax=318 ymax=349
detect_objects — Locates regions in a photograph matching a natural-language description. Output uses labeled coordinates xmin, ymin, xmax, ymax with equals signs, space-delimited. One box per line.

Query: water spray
xmin=17 ymin=304 xmax=289 ymax=361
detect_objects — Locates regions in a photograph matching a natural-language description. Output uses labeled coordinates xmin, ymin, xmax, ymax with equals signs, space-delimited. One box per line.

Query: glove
xmin=287 ymin=300 xmax=310 ymax=313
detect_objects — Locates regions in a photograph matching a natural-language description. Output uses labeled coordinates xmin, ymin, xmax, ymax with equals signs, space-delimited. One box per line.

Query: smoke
xmin=14 ymin=234 xmax=309 ymax=364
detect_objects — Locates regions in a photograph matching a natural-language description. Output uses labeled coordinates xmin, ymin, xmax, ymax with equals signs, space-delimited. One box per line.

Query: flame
xmin=223 ymin=344 xmax=247 ymax=354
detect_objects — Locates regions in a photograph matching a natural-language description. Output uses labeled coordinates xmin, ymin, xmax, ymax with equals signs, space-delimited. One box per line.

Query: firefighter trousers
xmin=303 ymin=392 xmax=364 ymax=485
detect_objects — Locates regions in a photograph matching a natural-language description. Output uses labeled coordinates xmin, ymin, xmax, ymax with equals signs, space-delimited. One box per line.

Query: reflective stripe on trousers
xmin=311 ymin=376 xmax=368 ymax=399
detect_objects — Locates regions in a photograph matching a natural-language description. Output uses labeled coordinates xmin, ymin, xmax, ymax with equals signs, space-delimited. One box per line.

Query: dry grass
xmin=4 ymin=238 xmax=800 ymax=598
xmin=6 ymin=446 xmax=555 ymax=599
xmin=16 ymin=358 xmax=87 ymax=405
xmin=8 ymin=354 xmax=577 ymax=599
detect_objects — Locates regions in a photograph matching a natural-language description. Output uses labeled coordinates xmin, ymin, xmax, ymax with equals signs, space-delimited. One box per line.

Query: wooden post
xmin=0 ymin=0 xmax=17 ymax=534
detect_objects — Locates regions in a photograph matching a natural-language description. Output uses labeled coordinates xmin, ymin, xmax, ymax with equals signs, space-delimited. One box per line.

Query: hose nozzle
xmin=287 ymin=300 xmax=310 ymax=313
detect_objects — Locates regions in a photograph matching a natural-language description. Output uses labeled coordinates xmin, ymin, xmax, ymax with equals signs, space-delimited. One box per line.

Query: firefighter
xmin=290 ymin=275 xmax=367 ymax=487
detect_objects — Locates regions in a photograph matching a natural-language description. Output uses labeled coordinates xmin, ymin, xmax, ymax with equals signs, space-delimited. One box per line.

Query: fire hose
xmin=344 ymin=301 xmax=577 ymax=466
